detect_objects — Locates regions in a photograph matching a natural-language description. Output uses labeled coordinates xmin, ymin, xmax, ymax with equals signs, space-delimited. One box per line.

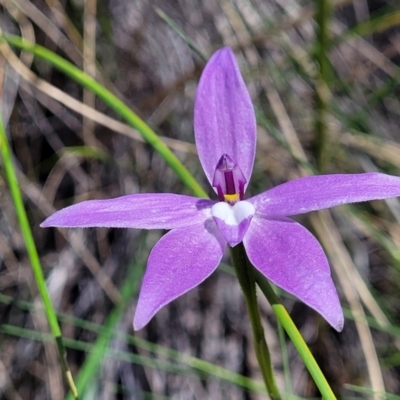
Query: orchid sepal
xmin=41 ymin=193 xmax=215 ymax=230
xmin=249 ymin=172 xmax=400 ymax=217
xmin=194 ymin=47 xmax=256 ymax=193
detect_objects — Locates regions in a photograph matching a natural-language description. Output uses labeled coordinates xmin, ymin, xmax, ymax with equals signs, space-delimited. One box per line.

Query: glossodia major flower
xmin=42 ymin=47 xmax=400 ymax=332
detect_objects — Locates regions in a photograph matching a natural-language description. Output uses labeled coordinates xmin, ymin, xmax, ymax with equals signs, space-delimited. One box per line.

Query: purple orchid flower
xmin=42 ymin=48 xmax=400 ymax=332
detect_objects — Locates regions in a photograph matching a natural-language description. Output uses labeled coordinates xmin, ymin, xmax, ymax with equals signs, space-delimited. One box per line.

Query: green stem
xmin=230 ymin=244 xmax=281 ymax=400
xmin=0 ymin=116 xmax=79 ymax=399
xmin=254 ymin=270 xmax=337 ymax=400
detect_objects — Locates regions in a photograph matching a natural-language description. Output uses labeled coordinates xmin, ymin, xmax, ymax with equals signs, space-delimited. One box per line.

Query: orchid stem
xmin=230 ymin=243 xmax=281 ymax=400
xmin=254 ymin=270 xmax=337 ymax=400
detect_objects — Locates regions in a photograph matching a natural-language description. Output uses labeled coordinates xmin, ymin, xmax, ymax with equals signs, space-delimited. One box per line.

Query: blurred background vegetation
xmin=1 ymin=0 xmax=400 ymax=399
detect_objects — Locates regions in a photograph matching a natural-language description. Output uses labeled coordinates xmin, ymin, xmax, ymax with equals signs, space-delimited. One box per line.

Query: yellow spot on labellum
xmin=224 ymin=193 xmax=239 ymax=203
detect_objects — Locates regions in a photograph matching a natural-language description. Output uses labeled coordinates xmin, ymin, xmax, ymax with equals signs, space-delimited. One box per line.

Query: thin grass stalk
xmin=277 ymin=320 xmax=292 ymax=396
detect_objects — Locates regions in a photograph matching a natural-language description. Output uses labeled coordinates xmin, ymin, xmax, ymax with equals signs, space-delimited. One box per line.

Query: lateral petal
xmin=194 ymin=47 xmax=256 ymax=190
xmin=41 ymin=194 xmax=214 ymax=229
xmin=133 ymin=221 xmax=226 ymax=330
xmin=250 ymin=173 xmax=400 ymax=217
xmin=243 ymin=216 xmax=343 ymax=331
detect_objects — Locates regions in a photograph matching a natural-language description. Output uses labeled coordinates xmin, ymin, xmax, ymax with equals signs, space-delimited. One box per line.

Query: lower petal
xmin=211 ymin=201 xmax=255 ymax=247
xmin=243 ymin=216 xmax=343 ymax=331
xmin=133 ymin=221 xmax=226 ymax=330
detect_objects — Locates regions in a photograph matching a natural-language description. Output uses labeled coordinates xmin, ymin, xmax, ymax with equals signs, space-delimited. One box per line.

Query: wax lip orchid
xmin=42 ymin=47 xmax=400 ymax=332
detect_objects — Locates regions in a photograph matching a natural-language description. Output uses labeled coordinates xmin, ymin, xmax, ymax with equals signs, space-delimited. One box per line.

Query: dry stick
xmin=332 ymin=20 xmax=400 ymax=82
xmin=82 ymin=0 xmax=97 ymax=149
xmin=82 ymin=0 xmax=110 ymax=262
xmin=2 ymin=0 xmax=82 ymax=66
xmin=0 ymin=0 xmax=34 ymax=125
xmin=336 ymin=132 xmax=400 ymax=169
xmin=31 ymin=299 xmax=65 ymax=400
xmin=231 ymin=0 xmax=353 ymax=51
xmin=314 ymin=0 xmax=331 ymax=172
xmin=338 ymin=208 xmax=398 ymax=326
xmin=44 ymin=0 xmax=84 ymax=53
xmin=0 ymin=360 xmax=24 ymax=400
xmin=17 ymin=0 xmax=121 ymax=98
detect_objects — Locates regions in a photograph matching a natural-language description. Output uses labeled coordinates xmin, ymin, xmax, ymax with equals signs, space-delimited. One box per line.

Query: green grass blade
xmin=0 ymin=115 xmax=79 ymax=399
xmin=0 ymin=34 xmax=207 ymax=199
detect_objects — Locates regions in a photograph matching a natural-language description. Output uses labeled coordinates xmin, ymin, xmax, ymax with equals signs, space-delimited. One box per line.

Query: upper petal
xmin=250 ymin=173 xmax=400 ymax=217
xmin=133 ymin=221 xmax=226 ymax=330
xmin=243 ymin=216 xmax=343 ymax=331
xmin=194 ymin=47 xmax=256 ymax=190
xmin=41 ymin=193 xmax=215 ymax=229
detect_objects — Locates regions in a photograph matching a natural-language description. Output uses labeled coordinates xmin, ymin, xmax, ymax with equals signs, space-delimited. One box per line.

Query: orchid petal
xmin=194 ymin=47 xmax=256 ymax=190
xmin=133 ymin=222 xmax=226 ymax=330
xmin=243 ymin=216 xmax=343 ymax=331
xmin=211 ymin=201 xmax=255 ymax=247
xmin=41 ymin=194 xmax=214 ymax=229
xmin=250 ymin=173 xmax=400 ymax=217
